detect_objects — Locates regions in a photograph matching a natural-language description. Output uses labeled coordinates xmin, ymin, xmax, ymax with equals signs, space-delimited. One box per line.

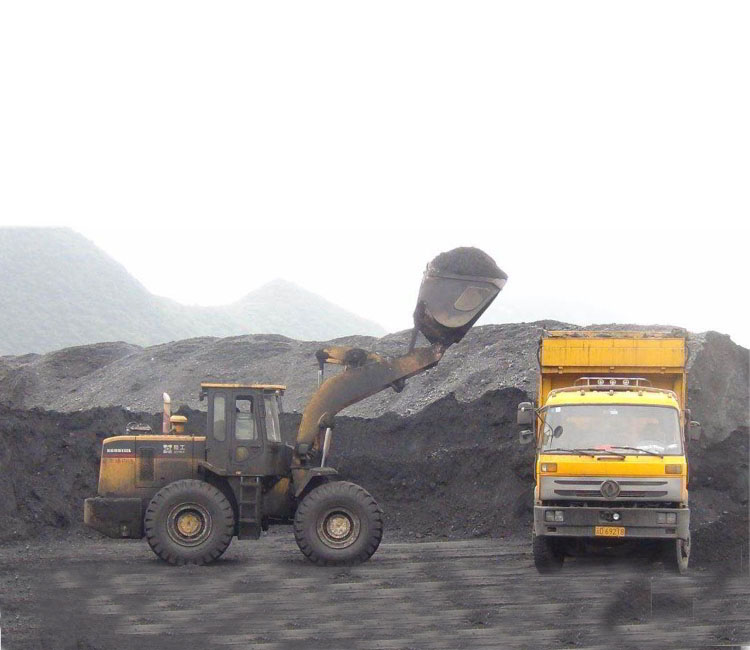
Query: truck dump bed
xmin=539 ymin=330 xmax=687 ymax=411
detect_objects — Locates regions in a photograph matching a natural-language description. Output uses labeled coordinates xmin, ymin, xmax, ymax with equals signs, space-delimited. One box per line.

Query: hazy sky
xmin=1 ymin=2 xmax=748 ymax=346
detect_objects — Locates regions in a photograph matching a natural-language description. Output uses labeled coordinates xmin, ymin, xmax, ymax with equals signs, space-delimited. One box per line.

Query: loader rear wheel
xmin=144 ymin=479 xmax=234 ymax=566
xmin=294 ymin=481 xmax=383 ymax=566
xmin=532 ymin=533 xmax=564 ymax=573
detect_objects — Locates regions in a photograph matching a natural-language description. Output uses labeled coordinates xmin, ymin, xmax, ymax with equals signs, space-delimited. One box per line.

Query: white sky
xmin=1 ymin=2 xmax=748 ymax=346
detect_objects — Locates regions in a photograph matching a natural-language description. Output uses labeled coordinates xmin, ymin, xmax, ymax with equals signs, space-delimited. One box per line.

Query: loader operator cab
xmin=200 ymin=383 xmax=291 ymax=477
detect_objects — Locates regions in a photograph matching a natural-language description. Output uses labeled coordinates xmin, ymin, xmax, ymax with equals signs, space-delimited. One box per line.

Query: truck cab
xmin=518 ymin=331 xmax=700 ymax=573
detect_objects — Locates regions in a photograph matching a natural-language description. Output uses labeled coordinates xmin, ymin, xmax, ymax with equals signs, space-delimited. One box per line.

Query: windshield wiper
xmin=546 ymin=447 xmax=628 ymax=458
xmin=607 ymin=445 xmax=662 ymax=457
xmin=543 ymin=448 xmax=597 ymax=457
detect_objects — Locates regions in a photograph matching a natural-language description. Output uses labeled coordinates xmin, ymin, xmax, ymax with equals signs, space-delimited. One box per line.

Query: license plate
xmin=595 ymin=526 xmax=625 ymax=537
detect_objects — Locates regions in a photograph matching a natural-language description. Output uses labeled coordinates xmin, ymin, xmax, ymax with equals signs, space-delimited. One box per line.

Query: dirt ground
xmin=0 ymin=533 xmax=748 ymax=650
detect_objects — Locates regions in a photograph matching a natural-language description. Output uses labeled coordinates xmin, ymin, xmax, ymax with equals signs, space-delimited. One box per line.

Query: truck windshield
xmin=540 ymin=404 xmax=682 ymax=454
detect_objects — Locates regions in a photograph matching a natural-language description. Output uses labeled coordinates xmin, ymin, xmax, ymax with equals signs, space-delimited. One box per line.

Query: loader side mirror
xmin=688 ymin=421 xmax=701 ymax=441
xmin=517 ymin=402 xmax=534 ymax=426
xmin=519 ymin=429 xmax=534 ymax=445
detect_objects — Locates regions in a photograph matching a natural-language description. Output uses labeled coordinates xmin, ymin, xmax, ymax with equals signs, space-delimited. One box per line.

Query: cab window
xmin=234 ymin=396 xmax=257 ymax=441
xmin=213 ymin=395 xmax=226 ymax=441
xmin=264 ymin=394 xmax=281 ymax=443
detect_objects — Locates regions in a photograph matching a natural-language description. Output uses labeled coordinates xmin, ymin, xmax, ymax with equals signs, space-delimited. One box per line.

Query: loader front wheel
xmin=144 ymin=480 xmax=235 ymax=565
xmin=294 ymin=481 xmax=383 ymax=566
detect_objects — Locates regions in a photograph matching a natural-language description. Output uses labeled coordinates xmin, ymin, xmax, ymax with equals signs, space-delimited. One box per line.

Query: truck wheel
xmin=532 ymin=533 xmax=564 ymax=573
xmin=144 ymin=479 xmax=235 ymax=566
xmin=664 ymin=533 xmax=690 ymax=574
xmin=294 ymin=481 xmax=383 ymax=566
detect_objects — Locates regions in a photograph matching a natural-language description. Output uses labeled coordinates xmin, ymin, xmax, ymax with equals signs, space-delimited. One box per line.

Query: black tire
xmin=294 ymin=481 xmax=383 ymax=566
xmin=144 ymin=479 xmax=235 ymax=566
xmin=664 ymin=533 xmax=690 ymax=574
xmin=532 ymin=533 xmax=564 ymax=573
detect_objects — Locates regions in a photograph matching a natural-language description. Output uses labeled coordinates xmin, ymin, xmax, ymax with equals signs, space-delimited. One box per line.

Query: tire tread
xmin=144 ymin=479 xmax=235 ymax=566
xmin=293 ymin=481 xmax=383 ymax=566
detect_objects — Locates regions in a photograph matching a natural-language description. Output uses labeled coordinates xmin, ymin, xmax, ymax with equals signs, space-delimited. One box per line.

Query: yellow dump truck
xmin=517 ymin=330 xmax=701 ymax=573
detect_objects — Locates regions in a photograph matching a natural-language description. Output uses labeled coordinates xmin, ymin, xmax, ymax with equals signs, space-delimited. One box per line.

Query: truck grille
xmin=553 ymin=489 xmax=668 ymax=498
xmin=541 ymin=476 xmax=680 ymax=502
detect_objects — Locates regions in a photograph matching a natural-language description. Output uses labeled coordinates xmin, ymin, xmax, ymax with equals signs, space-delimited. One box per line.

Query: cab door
xmin=228 ymin=393 xmax=264 ymax=473
xmin=205 ymin=390 xmax=230 ymax=471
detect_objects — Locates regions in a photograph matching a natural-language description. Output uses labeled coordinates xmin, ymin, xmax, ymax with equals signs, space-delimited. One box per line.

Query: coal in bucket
xmin=414 ymin=247 xmax=507 ymax=346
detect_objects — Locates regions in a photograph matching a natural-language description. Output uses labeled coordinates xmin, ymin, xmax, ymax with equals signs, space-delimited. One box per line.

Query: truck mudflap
xmin=84 ymin=497 xmax=143 ymax=539
xmin=534 ymin=505 xmax=689 ymax=540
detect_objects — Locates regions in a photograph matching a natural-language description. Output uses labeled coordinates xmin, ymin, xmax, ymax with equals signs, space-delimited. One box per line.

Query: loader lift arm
xmin=292 ymin=247 xmax=507 ymax=495
xmin=291 ymin=343 xmax=447 ymax=494
xmin=296 ymin=342 xmax=445 ymax=447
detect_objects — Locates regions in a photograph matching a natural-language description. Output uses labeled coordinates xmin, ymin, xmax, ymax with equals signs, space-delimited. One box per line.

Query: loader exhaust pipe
xmin=162 ymin=392 xmax=171 ymax=434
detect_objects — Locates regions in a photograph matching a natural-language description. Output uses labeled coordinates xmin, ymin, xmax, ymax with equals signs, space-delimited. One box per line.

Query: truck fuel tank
xmin=414 ymin=247 xmax=507 ymax=346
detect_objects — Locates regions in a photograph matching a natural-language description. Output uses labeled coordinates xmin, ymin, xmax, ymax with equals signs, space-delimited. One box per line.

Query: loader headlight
xmin=544 ymin=510 xmax=564 ymax=522
xmin=657 ymin=512 xmax=677 ymax=524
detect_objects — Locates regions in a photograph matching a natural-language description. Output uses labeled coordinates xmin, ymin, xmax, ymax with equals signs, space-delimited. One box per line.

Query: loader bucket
xmin=414 ymin=247 xmax=507 ymax=346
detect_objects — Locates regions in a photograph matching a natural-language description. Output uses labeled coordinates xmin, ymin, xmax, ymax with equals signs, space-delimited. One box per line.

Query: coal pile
xmin=2 ymin=388 xmax=744 ymax=570
xmin=0 ymin=322 xmax=746 ymax=571
xmin=0 ymin=322 xmax=745 ymax=448
xmin=0 ymin=406 xmax=162 ymax=542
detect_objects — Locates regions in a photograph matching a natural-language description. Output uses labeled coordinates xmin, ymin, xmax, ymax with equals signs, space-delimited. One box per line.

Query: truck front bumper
xmin=84 ymin=497 xmax=143 ymax=539
xmin=534 ymin=505 xmax=689 ymax=540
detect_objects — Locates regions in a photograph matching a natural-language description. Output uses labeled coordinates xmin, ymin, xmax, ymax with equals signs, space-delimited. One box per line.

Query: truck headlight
xmin=541 ymin=463 xmax=557 ymax=472
xmin=657 ymin=512 xmax=677 ymax=524
xmin=545 ymin=510 xmax=564 ymax=522
xmin=665 ymin=464 xmax=683 ymax=474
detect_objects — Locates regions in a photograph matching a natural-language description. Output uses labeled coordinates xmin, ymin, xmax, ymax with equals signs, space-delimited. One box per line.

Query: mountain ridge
xmin=0 ymin=228 xmax=385 ymax=355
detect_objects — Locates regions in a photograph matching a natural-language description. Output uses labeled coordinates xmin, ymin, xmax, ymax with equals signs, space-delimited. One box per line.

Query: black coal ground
xmin=0 ymin=388 xmax=747 ymax=570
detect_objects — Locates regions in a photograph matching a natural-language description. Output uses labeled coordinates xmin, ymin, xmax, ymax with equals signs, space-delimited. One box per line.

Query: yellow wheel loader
xmin=84 ymin=248 xmax=507 ymax=566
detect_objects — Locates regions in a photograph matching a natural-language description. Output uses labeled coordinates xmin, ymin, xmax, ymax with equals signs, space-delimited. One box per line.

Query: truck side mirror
xmin=517 ymin=402 xmax=534 ymax=425
xmin=688 ymin=421 xmax=701 ymax=441
xmin=519 ymin=429 xmax=534 ymax=445
xmin=295 ymin=442 xmax=311 ymax=456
